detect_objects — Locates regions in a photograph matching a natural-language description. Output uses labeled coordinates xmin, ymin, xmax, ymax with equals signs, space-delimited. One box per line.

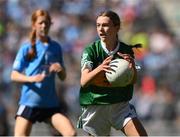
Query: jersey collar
xmin=36 ymin=37 xmax=51 ymax=47
xmin=100 ymin=40 xmax=120 ymax=56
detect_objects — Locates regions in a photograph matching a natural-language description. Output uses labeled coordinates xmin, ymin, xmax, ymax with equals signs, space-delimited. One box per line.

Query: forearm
xmin=57 ymin=67 xmax=66 ymax=81
xmin=11 ymin=70 xmax=31 ymax=83
xmin=131 ymin=66 xmax=137 ymax=84
xmin=80 ymin=67 xmax=102 ymax=87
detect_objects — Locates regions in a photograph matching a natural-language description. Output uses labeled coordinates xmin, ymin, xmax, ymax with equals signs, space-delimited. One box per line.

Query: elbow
xmin=80 ymin=71 xmax=91 ymax=87
xmin=60 ymin=74 xmax=66 ymax=81
xmin=58 ymin=70 xmax=66 ymax=81
xmin=131 ymin=68 xmax=137 ymax=84
xmin=11 ymin=70 xmax=19 ymax=82
xmin=80 ymin=81 xmax=86 ymax=88
xmin=80 ymin=79 xmax=88 ymax=88
xmin=10 ymin=72 xmax=15 ymax=81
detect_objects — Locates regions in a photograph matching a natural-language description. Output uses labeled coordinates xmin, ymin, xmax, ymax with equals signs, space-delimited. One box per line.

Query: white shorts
xmin=78 ymin=102 xmax=137 ymax=136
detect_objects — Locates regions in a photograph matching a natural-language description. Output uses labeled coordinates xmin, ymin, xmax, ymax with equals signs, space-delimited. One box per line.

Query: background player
xmin=11 ymin=9 xmax=76 ymax=136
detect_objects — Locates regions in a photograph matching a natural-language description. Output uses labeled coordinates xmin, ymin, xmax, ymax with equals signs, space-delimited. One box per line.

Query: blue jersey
xmin=12 ymin=38 xmax=65 ymax=108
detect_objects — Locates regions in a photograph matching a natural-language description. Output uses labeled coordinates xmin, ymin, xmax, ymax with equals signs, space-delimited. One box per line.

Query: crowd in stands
xmin=0 ymin=0 xmax=179 ymax=135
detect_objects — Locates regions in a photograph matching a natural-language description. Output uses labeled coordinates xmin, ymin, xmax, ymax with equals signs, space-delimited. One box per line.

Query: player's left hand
xmin=117 ymin=52 xmax=135 ymax=69
xmin=49 ymin=63 xmax=63 ymax=73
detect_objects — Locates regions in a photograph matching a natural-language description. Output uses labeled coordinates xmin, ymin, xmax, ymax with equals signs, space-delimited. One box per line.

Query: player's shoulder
xmin=49 ymin=39 xmax=63 ymax=52
xmin=50 ymin=39 xmax=61 ymax=47
xmin=84 ymin=40 xmax=100 ymax=50
xmin=19 ymin=40 xmax=31 ymax=51
xmin=120 ymin=41 xmax=142 ymax=49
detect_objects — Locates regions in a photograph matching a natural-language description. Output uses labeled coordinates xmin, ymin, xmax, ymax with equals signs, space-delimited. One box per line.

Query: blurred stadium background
xmin=0 ymin=0 xmax=180 ymax=136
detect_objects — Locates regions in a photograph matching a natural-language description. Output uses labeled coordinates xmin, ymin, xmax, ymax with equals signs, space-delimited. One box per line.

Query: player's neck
xmin=39 ymin=36 xmax=49 ymax=44
xmin=103 ymin=40 xmax=118 ymax=51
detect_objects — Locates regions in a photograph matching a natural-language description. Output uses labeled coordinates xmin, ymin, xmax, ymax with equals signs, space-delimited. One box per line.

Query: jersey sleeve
xmin=81 ymin=46 xmax=94 ymax=72
xmin=12 ymin=44 xmax=29 ymax=72
xmin=58 ymin=44 xmax=65 ymax=68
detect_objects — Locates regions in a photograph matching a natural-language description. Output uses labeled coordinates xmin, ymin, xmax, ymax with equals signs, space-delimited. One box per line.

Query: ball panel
xmin=105 ymin=58 xmax=134 ymax=87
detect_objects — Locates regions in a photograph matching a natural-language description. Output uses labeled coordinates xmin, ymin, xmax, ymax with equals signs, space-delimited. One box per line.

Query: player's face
xmin=96 ymin=16 xmax=119 ymax=43
xmin=33 ymin=15 xmax=51 ymax=39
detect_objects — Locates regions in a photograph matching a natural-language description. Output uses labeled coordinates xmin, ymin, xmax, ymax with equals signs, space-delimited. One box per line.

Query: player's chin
xmin=40 ymin=31 xmax=48 ymax=36
xmin=100 ymin=36 xmax=107 ymax=42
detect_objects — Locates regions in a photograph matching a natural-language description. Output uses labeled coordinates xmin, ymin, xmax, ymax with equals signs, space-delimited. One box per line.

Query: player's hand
xmin=49 ymin=62 xmax=63 ymax=73
xmin=98 ymin=55 xmax=113 ymax=72
xmin=117 ymin=52 xmax=135 ymax=69
xmin=92 ymin=56 xmax=113 ymax=87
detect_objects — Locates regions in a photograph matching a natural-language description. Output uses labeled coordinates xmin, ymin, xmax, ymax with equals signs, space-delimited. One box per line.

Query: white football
xmin=105 ymin=58 xmax=134 ymax=87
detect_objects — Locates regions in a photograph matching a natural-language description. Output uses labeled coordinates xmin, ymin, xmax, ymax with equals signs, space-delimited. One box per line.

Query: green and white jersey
xmin=80 ymin=39 xmax=135 ymax=106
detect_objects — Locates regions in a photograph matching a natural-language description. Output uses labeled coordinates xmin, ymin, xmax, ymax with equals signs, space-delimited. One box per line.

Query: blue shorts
xmin=15 ymin=105 xmax=63 ymax=123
